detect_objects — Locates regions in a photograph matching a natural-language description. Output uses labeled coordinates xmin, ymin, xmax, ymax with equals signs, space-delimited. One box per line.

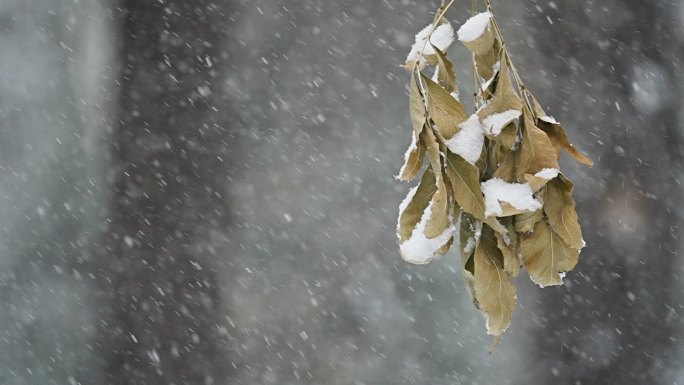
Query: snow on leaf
xmin=457 ymin=12 xmax=492 ymax=42
xmin=397 ymin=132 xmax=425 ymax=181
xmin=445 ymin=114 xmax=485 ymax=164
xmin=400 ymin=200 xmax=456 ymax=264
xmin=397 ymin=168 xmax=436 ymax=243
xmin=398 ymin=170 xmax=456 ymax=265
xmin=521 ymin=219 xmax=579 ymax=287
xmin=458 ymin=12 xmax=495 ymax=55
xmin=482 ymin=110 xmax=521 ymax=136
xmin=524 ymin=167 xmax=559 ymax=192
xmin=405 ymin=22 xmax=455 ymax=69
xmin=477 ymin=52 xmax=523 ymax=134
xmin=481 ymin=178 xmax=542 ymax=217
xmin=474 ymin=225 xmax=517 ymax=336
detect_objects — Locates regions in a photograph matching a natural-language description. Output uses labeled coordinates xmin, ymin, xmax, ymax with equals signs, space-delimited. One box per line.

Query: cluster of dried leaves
xmin=396 ymin=3 xmax=592 ymax=337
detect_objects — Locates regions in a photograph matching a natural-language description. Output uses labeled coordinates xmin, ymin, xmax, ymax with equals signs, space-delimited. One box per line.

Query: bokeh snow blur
xmin=0 ymin=0 xmax=682 ymax=384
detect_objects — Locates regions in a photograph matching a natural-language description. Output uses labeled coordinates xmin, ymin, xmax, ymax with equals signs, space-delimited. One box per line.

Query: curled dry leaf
xmin=517 ymin=108 xmax=559 ymax=179
xmin=397 ymin=132 xmax=425 ymax=181
xmin=528 ymin=93 xmax=593 ymax=167
xmin=445 ymin=151 xmax=486 ymax=219
xmin=432 ymin=45 xmax=457 ymax=94
xmin=474 ymin=225 xmax=517 ymax=335
xmin=513 ymin=209 xmax=543 ymax=233
xmin=409 ymin=73 xmax=426 ymax=136
xmin=398 ymin=168 xmax=456 ymax=265
xmin=424 ymin=175 xmax=452 ymax=239
xmin=495 ymin=218 xmax=521 ymax=277
xmin=520 ymin=219 xmax=579 ymax=287
xmin=540 ymin=122 xmax=594 ymax=167
xmin=543 ymin=174 xmax=585 ymax=250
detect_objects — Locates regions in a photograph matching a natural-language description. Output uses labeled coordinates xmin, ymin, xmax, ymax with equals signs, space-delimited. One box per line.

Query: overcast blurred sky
xmin=0 ymin=1 xmax=683 ymax=384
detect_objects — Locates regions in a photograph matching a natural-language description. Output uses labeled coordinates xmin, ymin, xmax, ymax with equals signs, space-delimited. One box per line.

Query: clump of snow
xmin=396 ymin=135 xmax=419 ymax=179
xmin=457 ymin=12 xmax=492 ymax=42
xmin=445 ymin=114 xmax=485 ymax=164
xmin=534 ymin=168 xmax=559 ymax=180
xmin=533 ymin=271 xmax=567 ymax=289
xmin=400 ymin=201 xmax=456 ymax=264
xmin=481 ymin=178 xmax=542 ymax=217
xmin=481 ymin=110 xmax=521 ymax=136
xmin=461 ymin=218 xmax=482 ymax=255
xmin=397 ymin=186 xmax=419 ymax=223
xmin=539 ymin=115 xmax=559 ymax=124
xmin=406 ymin=23 xmax=455 ymax=67
xmin=451 ymin=90 xmax=460 ymax=102
xmin=463 ymin=236 xmax=476 ymax=255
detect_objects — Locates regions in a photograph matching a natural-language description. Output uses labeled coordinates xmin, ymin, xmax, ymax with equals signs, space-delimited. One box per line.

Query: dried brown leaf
xmin=432 ymin=45 xmax=457 ymax=93
xmin=397 ymin=168 xmax=437 ymax=243
xmin=544 ymin=175 xmax=584 ymax=250
xmin=425 ymin=176 xmax=451 ymax=238
xmin=495 ymin=218 xmax=521 ymax=277
xmin=398 ymin=132 xmax=426 ymax=181
xmin=478 ymin=53 xmax=523 ymax=136
xmin=513 ymin=209 xmax=543 ymax=233
xmin=445 ymin=151 xmax=485 ymax=219
xmin=540 ymin=122 xmax=594 ymax=167
xmin=409 ymin=73 xmax=426 ymax=136
xmin=422 ymin=74 xmax=468 ymax=139
xmin=520 ymin=219 xmax=579 ymax=287
xmin=474 ymin=225 xmax=517 ymax=335
xmin=518 ymin=108 xmax=559 ymax=179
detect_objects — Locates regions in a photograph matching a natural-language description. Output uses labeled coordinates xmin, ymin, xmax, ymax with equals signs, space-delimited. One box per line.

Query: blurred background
xmin=0 ymin=0 xmax=682 ymax=384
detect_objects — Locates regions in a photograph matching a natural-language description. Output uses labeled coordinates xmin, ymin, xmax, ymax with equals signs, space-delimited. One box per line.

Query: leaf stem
xmin=471 ymin=0 xmax=481 ymax=107
xmin=484 ymin=1 xmax=535 ymax=114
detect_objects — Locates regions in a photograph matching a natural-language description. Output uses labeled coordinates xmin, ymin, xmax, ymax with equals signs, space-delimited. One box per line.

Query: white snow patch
xmin=457 ymin=12 xmax=492 ymax=42
xmin=397 ymin=134 xmax=419 ymax=179
xmin=534 ymin=168 xmax=559 ymax=180
xmin=481 ymin=178 xmax=542 ymax=217
xmin=400 ymin=201 xmax=456 ymax=264
xmin=532 ymin=271 xmax=567 ymax=288
xmin=451 ymin=90 xmax=460 ymax=102
xmin=539 ymin=115 xmax=558 ymax=124
xmin=463 ymin=236 xmax=476 ymax=255
xmin=481 ymin=110 xmax=521 ymax=136
xmin=406 ymin=23 xmax=455 ymax=67
xmin=397 ymin=186 xmax=419 ymax=220
xmin=445 ymin=114 xmax=485 ymax=164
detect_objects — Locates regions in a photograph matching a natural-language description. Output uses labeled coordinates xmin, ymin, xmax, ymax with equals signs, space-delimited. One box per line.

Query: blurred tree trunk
xmin=526 ymin=2 xmax=683 ymax=384
xmin=94 ymin=1 xmax=233 ymax=384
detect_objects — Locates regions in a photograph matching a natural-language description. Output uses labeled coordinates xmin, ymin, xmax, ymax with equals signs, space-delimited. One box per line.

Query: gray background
xmin=0 ymin=0 xmax=682 ymax=384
